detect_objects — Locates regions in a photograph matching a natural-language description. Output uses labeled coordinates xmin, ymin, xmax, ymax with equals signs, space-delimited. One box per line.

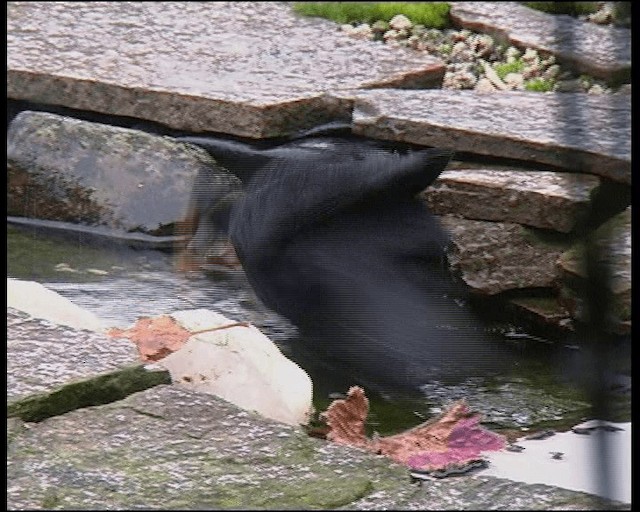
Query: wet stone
xmin=439 ymin=216 xmax=569 ymax=295
xmin=449 ymin=2 xmax=631 ymax=83
xmin=7 ymin=110 xmax=240 ymax=235
xmin=424 ymin=166 xmax=600 ymax=233
xmin=6 ymin=1 xmax=445 ymax=138
xmin=557 ymin=207 xmax=631 ymax=334
xmin=508 ymin=296 xmax=573 ymax=332
xmin=350 ymin=89 xmax=630 ymax=184
xmin=7 ymin=308 xmax=169 ymax=422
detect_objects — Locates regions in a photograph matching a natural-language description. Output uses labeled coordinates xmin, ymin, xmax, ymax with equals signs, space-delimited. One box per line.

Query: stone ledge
xmin=350 ymin=89 xmax=630 ymax=184
xmin=450 ymin=2 xmax=631 ymax=83
xmin=7 ymin=1 xmax=445 ymax=138
xmin=425 ymin=167 xmax=600 ymax=232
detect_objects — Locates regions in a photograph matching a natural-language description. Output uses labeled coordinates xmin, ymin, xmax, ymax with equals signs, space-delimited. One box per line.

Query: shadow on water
xmin=7 ymin=223 xmax=630 ymax=437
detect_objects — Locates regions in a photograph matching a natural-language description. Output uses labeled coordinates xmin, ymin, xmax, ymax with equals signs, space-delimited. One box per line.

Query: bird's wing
xmin=230 ymin=147 xmax=452 ymax=262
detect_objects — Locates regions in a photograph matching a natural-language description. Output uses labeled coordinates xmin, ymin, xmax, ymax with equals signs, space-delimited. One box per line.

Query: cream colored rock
xmin=7 ymin=278 xmax=107 ymax=332
xmin=160 ymin=309 xmax=313 ymax=427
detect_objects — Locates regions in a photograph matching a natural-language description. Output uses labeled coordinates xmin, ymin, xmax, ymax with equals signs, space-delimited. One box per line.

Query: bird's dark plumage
xmin=183 ymin=132 xmax=514 ymax=389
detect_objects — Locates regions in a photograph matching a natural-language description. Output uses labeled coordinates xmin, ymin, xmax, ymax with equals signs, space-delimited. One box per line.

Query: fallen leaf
xmin=107 ymin=315 xmax=192 ymax=362
xmin=320 ymin=386 xmax=506 ymax=475
xmin=320 ymin=386 xmax=370 ymax=448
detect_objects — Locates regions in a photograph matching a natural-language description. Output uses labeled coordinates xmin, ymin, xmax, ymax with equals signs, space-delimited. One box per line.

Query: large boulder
xmin=7 ymin=110 xmax=240 ymax=235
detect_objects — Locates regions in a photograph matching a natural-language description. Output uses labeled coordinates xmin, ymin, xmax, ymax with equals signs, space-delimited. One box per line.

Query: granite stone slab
xmin=6 ymin=1 xmax=445 ymax=138
xmin=7 ymin=385 xmax=627 ymax=510
xmin=350 ymin=89 xmax=630 ymax=184
xmin=424 ymin=166 xmax=600 ymax=232
xmin=450 ymin=2 xmax=631 ymax=83
xmin=7 ymin=308 xmax=170 ymax=421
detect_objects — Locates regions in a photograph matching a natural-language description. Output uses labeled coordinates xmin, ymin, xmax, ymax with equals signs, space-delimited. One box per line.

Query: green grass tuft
xmin=292 ymin=2 xmax=451 ymax=29
xmin=524 ymin=77 xmax=556 ymax=92
xmin=494 ymin=59 xmax=525 ymax=80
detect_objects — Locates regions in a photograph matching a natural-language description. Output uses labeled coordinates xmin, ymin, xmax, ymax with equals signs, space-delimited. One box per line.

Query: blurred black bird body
xmin=180 ymin=131 xmax=513 ymax=389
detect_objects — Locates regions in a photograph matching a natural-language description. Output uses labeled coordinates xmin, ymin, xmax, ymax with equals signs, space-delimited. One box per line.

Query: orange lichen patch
xmin=108 ymin=315 xmax=192 ymax=362
xmin=320 ymin=386 xmax=506 ymax=473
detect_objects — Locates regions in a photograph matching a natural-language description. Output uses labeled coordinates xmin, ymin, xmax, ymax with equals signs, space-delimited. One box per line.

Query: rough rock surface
xmin=557 ymin=207 xmax=631 ymax=334
xmin=7 ymin=307 xmax=169 ymax=422
xmin=425 ymin=166 xmax=600 ymax=232
xmin=159 ymin=309 xmax=314 ymax=427
xmin=449 ymin=2 xmax=631 ymax=83
xmin=439 ymin=216 xmax=569 ymax=295
xmin=7 ymin=385 xmax=627 ymax=510
xmin=508 ymin=296 xmax=573 ymax=332
xmin=7 ymin=110 xmax=239 ymax=234
xmin=350 ymin=89 xmax=631 ymax=184
xmin=6 ymin=1 xmax=445 ymax=138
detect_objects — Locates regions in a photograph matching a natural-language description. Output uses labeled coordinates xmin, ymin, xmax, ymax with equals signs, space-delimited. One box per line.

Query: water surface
xmin=7 ymin=223 xmax=630 ymax=436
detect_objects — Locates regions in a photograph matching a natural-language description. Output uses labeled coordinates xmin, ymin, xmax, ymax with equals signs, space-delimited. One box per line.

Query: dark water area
xmin=7 ymin=223 xmax=630 ymax=437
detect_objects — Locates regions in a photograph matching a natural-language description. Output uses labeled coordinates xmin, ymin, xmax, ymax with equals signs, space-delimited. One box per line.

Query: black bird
xmin=180 ymin=131 xmax=514 ymax=389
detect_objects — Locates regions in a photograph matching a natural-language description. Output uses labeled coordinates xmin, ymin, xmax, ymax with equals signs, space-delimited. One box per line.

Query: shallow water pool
xmin=7 ymin=223 xmax=630 ymax=436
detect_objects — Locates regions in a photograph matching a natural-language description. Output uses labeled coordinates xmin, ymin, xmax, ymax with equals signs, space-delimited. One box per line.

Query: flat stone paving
xmin=350 ymin=89 xmax=631 ymax=184
xmin=7 ymin=307 xmax=169 ymax=422
xmin=450 ymin=2 xmax=631 ymax=83
xmin=6 ymin=1 xmax=444 ymax=138
xmin=7 ymin=2 xmax=631 ymax=180
xmin=7 ymin=384 xmax=628 ymax=510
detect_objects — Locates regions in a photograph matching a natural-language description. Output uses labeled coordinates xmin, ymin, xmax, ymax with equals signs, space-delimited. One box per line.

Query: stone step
xmin=424 ymin=165 xmax=600 ymax=233
xmin=449 ymin=2 xmax=631 ymax=84
xmin=439 ymin=215 xmax=570 ymax=295
xmin=6 ymin=2 xmax=444 ymax=138
xmin=350 ymin=89 xmax=630 ymax=184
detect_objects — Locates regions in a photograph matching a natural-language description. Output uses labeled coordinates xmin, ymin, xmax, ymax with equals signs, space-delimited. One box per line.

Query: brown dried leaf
xmin=107 ymin=315 xmax=192 ymax=362
xmin=320 ymin=386 xmax=371 ymax=448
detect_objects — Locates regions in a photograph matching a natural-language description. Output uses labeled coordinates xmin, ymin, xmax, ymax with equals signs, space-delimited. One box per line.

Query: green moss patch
xmin=7 ymin=365 xmax=171 ymax=422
